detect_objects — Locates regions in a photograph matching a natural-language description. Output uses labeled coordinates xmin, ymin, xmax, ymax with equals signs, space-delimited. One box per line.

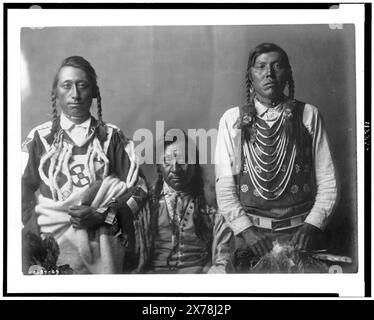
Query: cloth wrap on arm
xmin=35 ymin=175 xmax=130 ymax=274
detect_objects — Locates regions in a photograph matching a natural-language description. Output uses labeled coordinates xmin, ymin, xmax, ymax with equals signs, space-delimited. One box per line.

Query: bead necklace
xmin=252 ymin=133 xmax=287 ymax=167
xmin=248 ymin=137 xmax=289 ymax=179
xmin=244 ymin=142 xmax=296 ymax=199
xmin=256 ymin=132 xmax=282 ymax=147
xmin=255 ymin=95 xmax=285 ymax=108
xmin=242 ymin=108 xmax=297 ymax=200
xmin=254 ymin=134 xmax=285 ymax=157
xmin=255 ymin=115 xmax=285 ymax=139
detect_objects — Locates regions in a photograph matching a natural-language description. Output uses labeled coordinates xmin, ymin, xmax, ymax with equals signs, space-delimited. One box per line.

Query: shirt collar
xmin=163 ymin=181 xmax=191 ymax=198
xmin=60 ymin=112 xmax=91 ymax=131
xmin=254 ymin=98 xmax=284 ymax=117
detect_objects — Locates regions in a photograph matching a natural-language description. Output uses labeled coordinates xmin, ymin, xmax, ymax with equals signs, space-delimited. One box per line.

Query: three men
xmin=22 ymin=43 xmax=339 ymax=274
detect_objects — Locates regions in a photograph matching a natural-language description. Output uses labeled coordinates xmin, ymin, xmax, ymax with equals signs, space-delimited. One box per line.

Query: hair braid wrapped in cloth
xmin=122 ymin=139 xmax=152 ymax=272
xmin=124 ymin=140 xmax=139 ymax=188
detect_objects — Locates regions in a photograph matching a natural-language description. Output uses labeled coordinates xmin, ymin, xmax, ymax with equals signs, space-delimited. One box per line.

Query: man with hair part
xmin=215 ymin=43 xmax=338 ymax=266
xmin=22 ymin=56 xmax=147 ymax=274
xmin=139 ymin=129 xmax=231 ymax=273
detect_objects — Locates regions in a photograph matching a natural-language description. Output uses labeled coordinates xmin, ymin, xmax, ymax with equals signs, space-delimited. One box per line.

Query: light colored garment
xmin=60 ymin=112 xmax=92 ymax=147
xmin=36 ymin=176 xmax=128 ymax=274
xmin=215 ymin=99 xmax=338 ymax=235
xmin=22 ymin=114 xmax=144 ymax=273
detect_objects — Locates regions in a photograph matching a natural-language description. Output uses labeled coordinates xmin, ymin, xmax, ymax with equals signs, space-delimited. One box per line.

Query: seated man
xmin=22 ymin=56 xmax=147 ymax=274
xmin=137 ymin=129 xmax=231 ymax=274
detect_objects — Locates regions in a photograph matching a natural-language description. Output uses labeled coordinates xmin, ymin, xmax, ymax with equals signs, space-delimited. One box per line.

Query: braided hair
xmin=50 ymin=56 xmax=106 ymax=143
xmin=241 ymin=43 xmax=301 ymax=149
xmin=39 ymin=56 xmax=110 ymax=201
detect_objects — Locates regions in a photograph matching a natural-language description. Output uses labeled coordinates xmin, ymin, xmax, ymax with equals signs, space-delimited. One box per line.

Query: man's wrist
xmin=95 ymin=207 xmax=109 ymax=223
xmin=302 ymin=222 xmax=323 ymax=234
xmin=240 ymin=225 xmax=255 ymax=235
xmin=104 ymin=208 xmax=117 ymax=225
xmin=95 ymin=204 xmax=119 ymax=234
xmin=229 ymin=215 xmax=253 ymax=236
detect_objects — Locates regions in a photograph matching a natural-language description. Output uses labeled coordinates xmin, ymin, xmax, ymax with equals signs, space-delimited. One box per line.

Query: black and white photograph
xmin=3 ymin=3 xmax=368 ymax=298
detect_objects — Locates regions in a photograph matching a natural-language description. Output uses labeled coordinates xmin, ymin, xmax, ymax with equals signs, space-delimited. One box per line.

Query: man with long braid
xmin=215 ymin=43 xmax=338 ymax=269
xmin=21 ymin=56 xmax=148 ymax=274
xmin=141 ymin=129 xmax=231 ymax=274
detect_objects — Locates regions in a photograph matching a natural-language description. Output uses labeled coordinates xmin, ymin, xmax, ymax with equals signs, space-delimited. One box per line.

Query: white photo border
xmin=4 ymin=3 xmax=367 ymax=297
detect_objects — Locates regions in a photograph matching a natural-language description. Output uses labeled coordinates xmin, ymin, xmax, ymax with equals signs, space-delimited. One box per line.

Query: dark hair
xmin=152 ymin=129 xmax=205 ymax=199
xmin=50 ymin=56 xmax=104 ymax=142
xmin=242 ymin=43 xmax=303 ymax=153
xmin=245 ymin=43 xmax=294 ymax=105
xmin=149 ymin=130 xmax=211 ymax=265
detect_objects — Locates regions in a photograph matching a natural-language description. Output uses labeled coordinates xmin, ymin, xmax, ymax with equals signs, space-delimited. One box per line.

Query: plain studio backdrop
xmin=21 ymin=24 xmax=357 ymax=269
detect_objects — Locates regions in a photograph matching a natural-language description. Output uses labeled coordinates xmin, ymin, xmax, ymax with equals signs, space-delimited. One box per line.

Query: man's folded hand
xmin=68 ymin=205 xmax=106 ymax=229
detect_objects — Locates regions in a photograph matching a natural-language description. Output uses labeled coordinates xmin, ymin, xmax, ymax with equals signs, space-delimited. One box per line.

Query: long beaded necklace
xmin=163 ymin=182 xmax=194 ymax=247
xmin=243 ymin=109 xmax=296 ymax=200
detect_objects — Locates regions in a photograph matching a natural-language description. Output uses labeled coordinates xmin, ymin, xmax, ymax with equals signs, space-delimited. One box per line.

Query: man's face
xmin=159 ymin=140 xmax=196 ymax=192
xmin=56 ymin=66 xmax=95 ymax=123
xmin=250 ymin=51 xmax=289 ymax=103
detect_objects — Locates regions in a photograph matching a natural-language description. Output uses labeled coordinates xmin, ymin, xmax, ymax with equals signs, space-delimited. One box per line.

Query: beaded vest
xmin=237 ymin=101 xmax=315 ymax=219
xmin=151 ymin=195 xmax=210 ymax=271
